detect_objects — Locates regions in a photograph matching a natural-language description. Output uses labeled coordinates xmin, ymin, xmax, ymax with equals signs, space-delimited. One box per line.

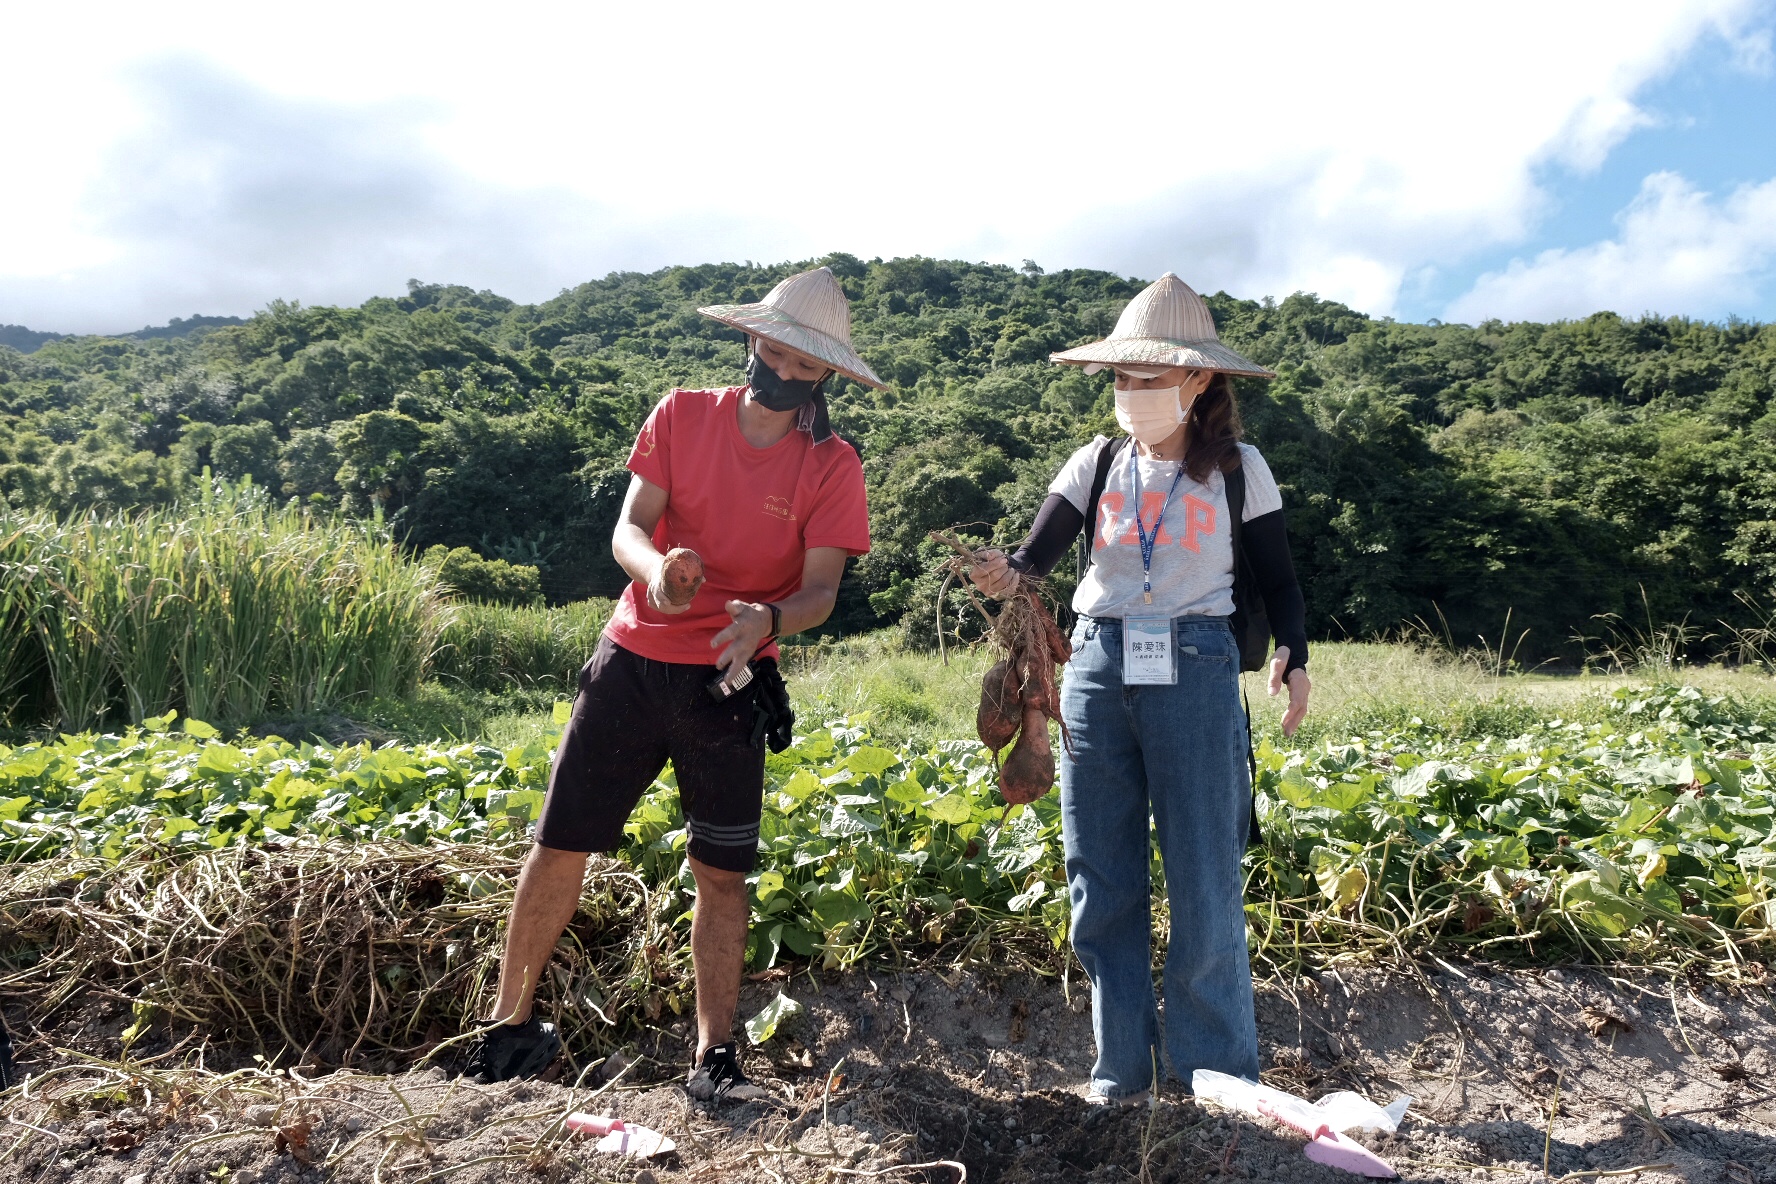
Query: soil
xmin=4 ymin=960 xmax=1775 ymax=1184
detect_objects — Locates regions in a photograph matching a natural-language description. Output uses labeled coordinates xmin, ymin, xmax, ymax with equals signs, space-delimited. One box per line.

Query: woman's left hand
xmin=1267 ymin=647 xmax=1310 ymax=738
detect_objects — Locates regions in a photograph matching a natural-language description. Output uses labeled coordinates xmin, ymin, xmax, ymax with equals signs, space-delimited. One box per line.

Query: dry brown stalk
xmin=0 ymin=840 xmax=665 ymax=1070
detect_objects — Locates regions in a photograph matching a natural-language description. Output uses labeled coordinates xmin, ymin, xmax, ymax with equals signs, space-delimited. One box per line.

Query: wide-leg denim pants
xmin=1060 ymin=614 xmax=1260 ymax=1098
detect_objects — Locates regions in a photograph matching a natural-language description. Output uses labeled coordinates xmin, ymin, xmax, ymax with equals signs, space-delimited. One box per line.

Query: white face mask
xmin=1115 ymin=386 xmax=1184 ymax=447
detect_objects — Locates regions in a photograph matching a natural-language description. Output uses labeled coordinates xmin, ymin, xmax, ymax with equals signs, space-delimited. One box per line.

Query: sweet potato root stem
xmin=930 ymin=529 xmax=1074 ymax=803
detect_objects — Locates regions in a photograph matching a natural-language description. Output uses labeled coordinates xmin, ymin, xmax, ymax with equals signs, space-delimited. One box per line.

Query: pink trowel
xmin=1257 ymin=1100 xmax=1398 ymax=1178
xmin=565 ymin=1112 xmax=676 ymax=1158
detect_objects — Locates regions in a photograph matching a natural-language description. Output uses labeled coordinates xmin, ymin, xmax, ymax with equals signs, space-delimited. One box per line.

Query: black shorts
xmin=535 ymin=635 xmax=766 ymax=873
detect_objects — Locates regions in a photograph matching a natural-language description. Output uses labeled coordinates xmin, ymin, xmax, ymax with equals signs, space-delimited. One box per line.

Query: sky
xmin=3 ymin=0 xmax=1774 ymax=335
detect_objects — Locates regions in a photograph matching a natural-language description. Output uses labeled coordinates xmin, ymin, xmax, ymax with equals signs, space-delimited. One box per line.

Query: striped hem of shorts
xmin=686 ymin=819 xmax=761 ymax=846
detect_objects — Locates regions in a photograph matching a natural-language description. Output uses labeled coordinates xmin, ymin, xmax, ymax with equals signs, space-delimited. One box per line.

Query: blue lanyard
xmin=1129 ymin=450 xmax=1185 ymax=605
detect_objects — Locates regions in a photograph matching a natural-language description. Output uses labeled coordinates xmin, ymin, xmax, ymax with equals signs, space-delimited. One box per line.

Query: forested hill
xmin=3 ymin=254 xmax=1773 ymax=660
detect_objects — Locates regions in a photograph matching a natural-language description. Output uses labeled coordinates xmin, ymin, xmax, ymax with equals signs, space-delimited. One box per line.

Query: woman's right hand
xmin=969 ymin=549 xmax=1018 ymax=600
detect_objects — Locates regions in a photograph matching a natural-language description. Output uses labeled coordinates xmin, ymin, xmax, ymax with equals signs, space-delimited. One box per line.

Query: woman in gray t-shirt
xmin=970 ymin=273 xmax=1310 ymax=1106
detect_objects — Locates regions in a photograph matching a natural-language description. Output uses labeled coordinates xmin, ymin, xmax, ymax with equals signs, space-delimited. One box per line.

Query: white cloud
xmin=1446 ymin=171 xmax=1776 ymax=323
xmin=0 ymin=0 xmax=1767 ymax=332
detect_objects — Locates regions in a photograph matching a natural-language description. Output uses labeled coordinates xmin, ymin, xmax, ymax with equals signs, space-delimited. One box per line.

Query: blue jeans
xmin=1060 ymin=614 xmax=1260 ymax=1097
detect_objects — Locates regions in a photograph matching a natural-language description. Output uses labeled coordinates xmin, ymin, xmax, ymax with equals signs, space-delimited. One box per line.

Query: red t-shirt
xmin=603 ymin=386 xmax=871 ymax=664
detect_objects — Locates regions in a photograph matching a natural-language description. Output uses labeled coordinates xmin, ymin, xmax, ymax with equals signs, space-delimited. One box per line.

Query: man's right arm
xmin=613 ymin=474 xmax=691 ymax=615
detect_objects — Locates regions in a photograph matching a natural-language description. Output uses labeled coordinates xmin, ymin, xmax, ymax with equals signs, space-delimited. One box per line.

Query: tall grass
xmin=431 ymin=599 xmax=613 ymax=691
xmin=0 ymin=482 xmax=453 ymax=730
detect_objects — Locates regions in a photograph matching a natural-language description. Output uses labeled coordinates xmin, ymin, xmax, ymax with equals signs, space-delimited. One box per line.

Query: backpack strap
xmin=1225 ymin=461 xmax=1246 ymax=558
xmin=1225 ymin=458 xmax=1265 ymax=848
xmin=1076 ymin=436 xmax=1129 ymax=584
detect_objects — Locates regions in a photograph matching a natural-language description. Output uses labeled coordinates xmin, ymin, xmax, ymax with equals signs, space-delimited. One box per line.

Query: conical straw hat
xmin=699 ymin=267 xmax=886 ymax=390
xmin=1050 ymin=273 xmax=1275 ymax=378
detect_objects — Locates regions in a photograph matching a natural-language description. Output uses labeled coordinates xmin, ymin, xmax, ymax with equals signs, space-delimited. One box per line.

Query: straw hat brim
xmin=1050 ymin=336 xmax=1276 ymax=379
xmin=699 ymin=303 xmax=887 ymax=390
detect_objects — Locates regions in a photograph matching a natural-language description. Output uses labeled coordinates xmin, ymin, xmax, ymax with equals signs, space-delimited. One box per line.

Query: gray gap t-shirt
xmin=1050 ymin=438 xmax=1283 ymax=620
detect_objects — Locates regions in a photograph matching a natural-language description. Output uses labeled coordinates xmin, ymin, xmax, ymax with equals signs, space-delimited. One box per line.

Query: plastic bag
xmin=1191 ymin=1070 xmax=1409 ymax=1179
xmin=1191 ymin=1070 xmax=1410 ymax=1134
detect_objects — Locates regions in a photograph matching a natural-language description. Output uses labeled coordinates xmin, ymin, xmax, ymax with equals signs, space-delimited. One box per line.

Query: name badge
xmin=1123 ymin=617 xmax=1175 ymax=685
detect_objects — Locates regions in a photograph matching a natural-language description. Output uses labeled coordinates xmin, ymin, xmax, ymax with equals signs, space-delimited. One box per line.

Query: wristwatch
xmin=765 ymin=602 xmax=782 ymax=639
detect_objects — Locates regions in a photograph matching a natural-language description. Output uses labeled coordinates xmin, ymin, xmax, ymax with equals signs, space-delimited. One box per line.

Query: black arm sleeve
xmin=1006 ymin=493 xmax=1084 ymax=577
xmin=1242 ymin=509 xmax=1309 ymax=677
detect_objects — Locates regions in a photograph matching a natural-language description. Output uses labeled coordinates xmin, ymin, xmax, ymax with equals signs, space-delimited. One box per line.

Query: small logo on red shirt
xmin=763 ymin=495 xmax=796 ymax=522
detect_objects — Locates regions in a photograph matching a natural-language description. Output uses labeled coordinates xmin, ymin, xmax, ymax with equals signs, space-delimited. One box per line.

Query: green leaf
xmin=926 ymin=793 xmax=974 ymax=825
xmin=1640 ymin=877 xmax=1683 ymax=916
xmin=1276 ymin=765 xmax=1313 ymax=808
xmin=1560 ymin=871 xmax=1643 ymax=937
xmin=1007 ymin=880 xmax=1047 ymax=911
xmin=552 ymin=699 xmax=574 ymax=726
xmin=846 ymin=746 xmax=900 ymax=776
xmin=0 ymin=748 xmax=55 ymax=780
xmin=196 ymin=745 xmax=246 ymax=775
xmin=1313 ymin=776 xmax=1372 ymax=812
xmin=182 ymin=718 xmax=219 ymax=740
xmin=744 ymin=991 xmax=803 ymax=1044
xmin=1315 ymin=864 xmax=1369 ymax=912
xmin=884 ymin=779 xmax=929 ymax=806
xmin=753 ymin=870 xmax=786 ymax=902
xmin=779 ymin=925 xmax=817 ymax=956
xmin=1473 ymin=835 xmax=1530 ymax=870
xmin=756 ymin=922 xmax=784 ymax=969
xmin=77 ymin=785 xmax=118 ymax=813
xmin=824 ymin=804 xmax=882 ymax=837
xmin=781 ymin=770 xmax=822 ymax=800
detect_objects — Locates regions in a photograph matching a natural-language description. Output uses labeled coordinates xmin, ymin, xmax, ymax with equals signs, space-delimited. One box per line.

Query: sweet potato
xmin=977 ymin=659 xmax=1022 ymax=753
xmin=1042 ymin=604 xmax=1071 ymax=666
xmin=999 ymin=703 xmax=1054 ymax=804
xmin=660 ymin=548 xmax=704 ymax=606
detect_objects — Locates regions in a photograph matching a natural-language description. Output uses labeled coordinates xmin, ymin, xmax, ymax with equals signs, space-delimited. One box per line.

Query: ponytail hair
xmin=1183 ymin=372 xmax=1244 ymax=483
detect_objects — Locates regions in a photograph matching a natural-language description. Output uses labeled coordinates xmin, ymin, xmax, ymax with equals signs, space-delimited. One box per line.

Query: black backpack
xmin=1077 ymin=437 xmax=1272 ymax=672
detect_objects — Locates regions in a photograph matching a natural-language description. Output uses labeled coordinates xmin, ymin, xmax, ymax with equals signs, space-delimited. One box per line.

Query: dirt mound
xmin=4 ymin=962 xmax=1774 ymax=1182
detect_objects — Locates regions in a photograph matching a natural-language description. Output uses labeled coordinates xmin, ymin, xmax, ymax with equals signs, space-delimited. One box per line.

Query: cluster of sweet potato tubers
xmin=931 ymin=530 xmax=1073 ymax=805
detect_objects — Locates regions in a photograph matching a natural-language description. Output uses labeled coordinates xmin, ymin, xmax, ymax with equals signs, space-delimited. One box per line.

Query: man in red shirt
xmin=465 ymin=267 xmax=878 ymax=1100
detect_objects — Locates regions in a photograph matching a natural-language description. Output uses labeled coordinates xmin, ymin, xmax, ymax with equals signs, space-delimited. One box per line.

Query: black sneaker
xmin=461 ymin=1016 xmax=561 ymax=1083
xmin=685 ymin=1041 xmax=769 ymax=1103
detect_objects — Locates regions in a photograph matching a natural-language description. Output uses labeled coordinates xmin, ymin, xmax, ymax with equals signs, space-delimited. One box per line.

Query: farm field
xmin=3 ymin=638 xmax=1776 ymax=1182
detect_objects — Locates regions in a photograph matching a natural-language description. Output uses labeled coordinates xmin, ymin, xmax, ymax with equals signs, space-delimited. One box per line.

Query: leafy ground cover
xmin=4 ymin=684 xmax=1774 ymax=987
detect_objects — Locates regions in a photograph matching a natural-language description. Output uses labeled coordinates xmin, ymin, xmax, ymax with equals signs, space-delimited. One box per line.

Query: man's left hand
xmin=711 ymin=600 xmax=774 ymax=680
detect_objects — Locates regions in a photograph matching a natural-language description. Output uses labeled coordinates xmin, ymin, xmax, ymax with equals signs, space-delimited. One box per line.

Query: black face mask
xmin=746 ymin=350 xmax=826 ymax=411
